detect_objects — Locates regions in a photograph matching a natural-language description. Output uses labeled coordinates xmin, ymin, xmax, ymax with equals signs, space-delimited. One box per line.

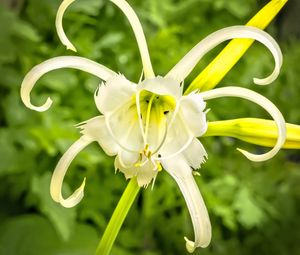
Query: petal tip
xmin=60 ymin=177 xmax=86 ymax=208
xmin=253 ymin=76 xmax=275 ymax=86
xmin=237 ymin=147 xmax=265 ymax=162
xmin=184 ymin=237 xmax=196 ymax=253
xmin=253 ymin=77 xmax=267 ymax=85
xmin=28 ymin=97 xmax=53 ymax=112
xmin=66 ymin=44 xmax=77 ymax=52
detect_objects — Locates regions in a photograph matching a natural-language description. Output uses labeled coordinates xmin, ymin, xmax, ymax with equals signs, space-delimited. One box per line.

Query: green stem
xmin=95 ymin=178 xmax=140 ymax=255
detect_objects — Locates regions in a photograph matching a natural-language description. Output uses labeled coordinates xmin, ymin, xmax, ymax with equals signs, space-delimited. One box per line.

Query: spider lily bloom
xmin=20 ymin=0 xmax=286 ymax=253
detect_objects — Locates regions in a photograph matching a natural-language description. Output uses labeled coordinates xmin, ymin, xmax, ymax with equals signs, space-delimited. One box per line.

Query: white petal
xmin=77 ymin=116 xmax=119 ymax=156
xmin=154 ymin=105 xmax=193 ymax=160
xmin=146 ymin=116 xmax=168 ymax=153
xmin=105 ymin=100 xmax=144 ymax=152
xmin=56 ymin=0 xmax=77 ymax=52
xmin=118 ymin=150 xmax=140 ymax=167
xmin=179 ymin=93 xmax=208 ymax=137
xmin=166 ymin=26 xmax=282 ymax=85
xmin=110 ymin=0 xmax=155 ymax=78
xmin=50 ymin=136 xmax=92 ymax=208
xmin=115 ymin=155 xmax=157 ymax=187
xmin=94 ymin=74 xmax=136 ymax=114
xmin=21 ymin=56 xmax=116 ymax=112
xmin=114 ymin=155 xmax=138 ymax=179
xmin=161 ymin=156 xmax=212 ymax=252
xmin=200 ymin=86 xmax=286 ymax=162
xmin=182 ymin=138 xmax=207 ymax=169
xmin=138 ymin=76 xmax=182 ymax=99
xmin=136 ymin=159 xmax=158 ymax=187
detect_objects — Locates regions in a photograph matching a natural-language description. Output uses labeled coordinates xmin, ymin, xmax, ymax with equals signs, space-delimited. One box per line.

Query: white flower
xmin=20 ymin=0 xmax=286 ymax=252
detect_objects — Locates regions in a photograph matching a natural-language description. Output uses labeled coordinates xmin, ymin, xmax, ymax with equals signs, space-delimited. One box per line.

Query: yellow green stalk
xmin=204 ymin=118 xmax=300 ymax=149
xmin=96 ymin=178 xmax=140 ymax=255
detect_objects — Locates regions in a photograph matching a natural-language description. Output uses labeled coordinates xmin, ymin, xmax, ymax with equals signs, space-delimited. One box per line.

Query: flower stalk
xmin=96 ymin=178 xmax=140 ymax=255
xmin=204 ymin=118 xmax=300 ymax=149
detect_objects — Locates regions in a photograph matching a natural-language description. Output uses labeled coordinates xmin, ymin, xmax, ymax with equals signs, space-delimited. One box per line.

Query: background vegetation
xmin=0 ymin=0 xmax=299 ymax=254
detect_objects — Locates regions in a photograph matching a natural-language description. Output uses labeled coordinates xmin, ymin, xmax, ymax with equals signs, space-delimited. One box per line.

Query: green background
xmin=0 ymin=0 xmax=299 ymax=254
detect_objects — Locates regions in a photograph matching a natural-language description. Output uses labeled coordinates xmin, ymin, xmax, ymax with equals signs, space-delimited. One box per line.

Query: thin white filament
xmin=110 ymin=0 xmax=155 ymax=78
xmin=200 ymin=86 xmax=286 ymax=162
xmin=152 ymin=122 xmax=168 ymax=154
xmin=104 ymin=113 xmax=141 ymax=153
xmin=152 ymin=97 xmax=194 ymax=161
xmin=166 ymin=26 xmax=282 ymax=85
xmin=135 ymin=90 xmax=147 ymax=144
xmin=21 ymin=56 xmax=115 ymax=112
xmin=56 ymin=0 xmax=77 ymax=52
xmin=50 ymin=136 xmax=92 ymax=208
xmin=153 ymin=135 xmax=193 ymax=161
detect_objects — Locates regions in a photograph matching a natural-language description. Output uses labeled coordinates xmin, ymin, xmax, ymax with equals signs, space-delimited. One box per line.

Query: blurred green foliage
xmin=0 ymin=0 xmax=299 ymax=254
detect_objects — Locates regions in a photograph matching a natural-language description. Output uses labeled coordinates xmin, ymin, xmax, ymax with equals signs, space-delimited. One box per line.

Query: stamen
xmin=157 ymin=162 xmax=162 ymax=171
xmin=152 ymin=122 xmax=169 ymax=154
xmin=105 ymin=114 xmax=140 ymax=153
xmin=144 ymin=95 xmax=155 ymax=142
xmin=134 ymin=156 xmax=148 ymax=168
xmin=135 ymin=90 xmax=147 ymax=143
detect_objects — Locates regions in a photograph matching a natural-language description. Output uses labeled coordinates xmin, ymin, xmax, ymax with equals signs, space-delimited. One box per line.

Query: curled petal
xmin=186 ymin=0 xmax=288 ymax=94
xmin=200 ymin=86 xmax=286 ymax=162
xmin=166 ymin=26 xmax=282 ymax=85
xmin=56 ymin=0 xmax=77 ymax=52
xmin=162 ymin=156 xmax=211 ymax=252
xmin=21 ymin=56 xmax=115 ymax=112
xmin=50 ymin=136 xmax=93 ymax=208
xmin=110 ymin=0 xmax=155 ymax=78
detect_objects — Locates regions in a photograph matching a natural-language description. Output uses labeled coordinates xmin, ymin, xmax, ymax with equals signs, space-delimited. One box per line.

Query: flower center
xmin=138 ymin=90 xmax=176 ymax=155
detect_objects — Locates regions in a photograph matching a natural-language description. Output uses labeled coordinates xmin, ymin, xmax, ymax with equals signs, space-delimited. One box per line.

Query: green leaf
xmin=30 ymin=172 xmax=77 ymax=241
xmin=71 ymin=0 xmax=105 ymax=16
xmin=0 ymin=214 xmax=98 ymax=255
xmin=233 ymin=188 xmax=266 ymax=228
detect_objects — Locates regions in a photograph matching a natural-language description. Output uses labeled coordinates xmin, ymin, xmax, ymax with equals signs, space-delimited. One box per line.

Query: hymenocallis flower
xmin=20 ymin=0 xmax=290 ymax=253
